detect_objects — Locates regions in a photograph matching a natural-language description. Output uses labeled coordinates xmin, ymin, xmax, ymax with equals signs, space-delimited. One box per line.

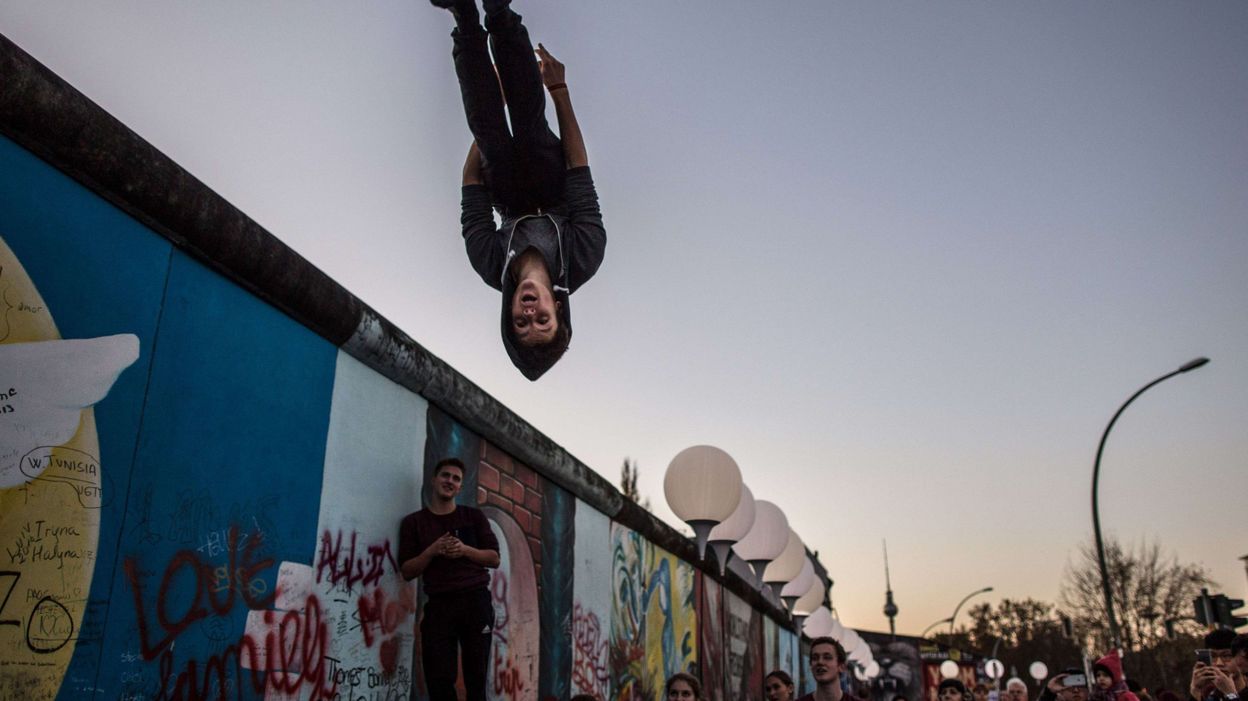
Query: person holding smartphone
xmin=398 ymin=457 xmax=501 ymax=701
xmin=1038 ymin=669 xmax=1091 ymax=701
xmin=1190 ymin=630 xmax=1244 ymax=701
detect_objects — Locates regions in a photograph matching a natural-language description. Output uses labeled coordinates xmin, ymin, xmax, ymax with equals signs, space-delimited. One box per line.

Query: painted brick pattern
xmin=477 ymin=439 xmax=544 ymax=584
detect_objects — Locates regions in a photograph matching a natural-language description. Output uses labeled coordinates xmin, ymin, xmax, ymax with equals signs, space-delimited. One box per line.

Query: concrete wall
xmin=0 ymin=34 xmax=816 ymax=701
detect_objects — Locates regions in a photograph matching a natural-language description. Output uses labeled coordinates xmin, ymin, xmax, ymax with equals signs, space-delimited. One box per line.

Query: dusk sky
xmin=2 ymin=1 xmax=1245 ymax=636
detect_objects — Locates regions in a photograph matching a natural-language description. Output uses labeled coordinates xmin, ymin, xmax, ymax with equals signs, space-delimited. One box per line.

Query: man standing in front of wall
xmin=399 ymin=457 xmax=501 ymax=701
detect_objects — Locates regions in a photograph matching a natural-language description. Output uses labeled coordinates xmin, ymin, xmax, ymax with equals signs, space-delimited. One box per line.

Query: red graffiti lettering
xmin=356 ymin=585 xmax=416 ymax=677
xmin=125 ymin=526 xmax=273 ymax=661
xmin=316 ymin=529 xmax=398 ymax=593
xmin=492 ymin=651 xmax=526 ymax=698
xmin=149 ymin=594 xmax=336 ymax=701
xmin=571 ymin=603 xmax=609 ymax=697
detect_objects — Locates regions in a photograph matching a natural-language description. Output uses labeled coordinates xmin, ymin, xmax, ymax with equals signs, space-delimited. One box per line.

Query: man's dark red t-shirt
xmin=397 ymin=505 xmax=499 ymax=595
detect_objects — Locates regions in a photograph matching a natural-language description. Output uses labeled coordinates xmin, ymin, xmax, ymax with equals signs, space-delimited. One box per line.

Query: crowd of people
xmin=635 ymin=628 xmax=1248 ymax=701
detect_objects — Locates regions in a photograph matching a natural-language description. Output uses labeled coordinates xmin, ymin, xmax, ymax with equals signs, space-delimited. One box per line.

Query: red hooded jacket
xmin=1094 ymin=650 xmax=1141 ymax=701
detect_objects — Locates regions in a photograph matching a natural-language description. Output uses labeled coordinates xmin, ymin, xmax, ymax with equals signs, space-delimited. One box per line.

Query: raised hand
xmin=535 ymin=43 xmax=565 ymax=89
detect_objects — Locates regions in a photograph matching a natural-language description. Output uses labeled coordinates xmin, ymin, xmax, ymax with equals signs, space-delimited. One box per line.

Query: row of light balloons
xmin=663 ymin=446 xmax=880 ymax=679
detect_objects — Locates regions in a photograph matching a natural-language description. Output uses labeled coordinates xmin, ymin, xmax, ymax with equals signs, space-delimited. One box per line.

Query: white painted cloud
xmin=0 ymin=334 xmax=139 ymax=488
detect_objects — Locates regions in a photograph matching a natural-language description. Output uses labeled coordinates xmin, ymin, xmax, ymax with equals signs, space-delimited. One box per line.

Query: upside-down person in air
xmin=434 ymin=0 xmax=606 ymax=380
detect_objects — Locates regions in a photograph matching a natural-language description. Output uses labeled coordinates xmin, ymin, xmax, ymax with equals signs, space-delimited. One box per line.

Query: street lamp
xmin=663 ymin=445 xmax=743 ymax=560
xmin=1092 ymin=357 xmax=1209 ymax=649
xmin=921 ymin=617 xmax=954 ymax=638
xmin=950 ymin=586 xmax=993 ymax=635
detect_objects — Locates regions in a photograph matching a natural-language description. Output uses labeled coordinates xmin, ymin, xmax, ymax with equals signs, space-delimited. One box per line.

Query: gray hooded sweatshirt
xmin=461 ymin=165 xmax=606 ymax=379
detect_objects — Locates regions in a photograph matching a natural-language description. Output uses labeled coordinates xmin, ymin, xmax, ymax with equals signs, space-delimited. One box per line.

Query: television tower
xmin=883 ymin=540 xmax=899 ymax=639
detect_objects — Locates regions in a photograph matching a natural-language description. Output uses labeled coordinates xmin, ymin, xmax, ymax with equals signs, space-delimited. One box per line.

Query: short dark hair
xmin=939 ymin=679 xmax=969 ymax=697
xmin=809 ymin=636 xmax=847 ymax=663
xmin=665 ymin=672 xmax=702 ymax=699
xmin=1232 ymin=634 xmax=1248 ymax=655
xmin=765 ymin=670 xmax=794 ymax=687
xmin=434 ymin=457 xmax=465 ymax=475
xmin=1205 ymin=628 xmax=1236 ymax=650
xmin=510 ymin=322 xmax=570 ymax=366
xmin=570 ymin=696 xmax=598 ymax=701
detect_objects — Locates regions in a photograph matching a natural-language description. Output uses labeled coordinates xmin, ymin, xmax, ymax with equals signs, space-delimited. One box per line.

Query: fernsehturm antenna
xmin=882 ymin=539 xmax=899 ymax=639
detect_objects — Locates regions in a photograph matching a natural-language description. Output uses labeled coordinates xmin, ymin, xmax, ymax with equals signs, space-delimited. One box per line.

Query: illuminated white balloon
xmin=803 ymin=606 xmax=834 ymax=638
xmin=733 ymin=500 xmax=789 ymax=581
xmin=664 ymin=445 xmax=743 ymax=559
xmin=707 ymin=484 xmax=756 ymax=574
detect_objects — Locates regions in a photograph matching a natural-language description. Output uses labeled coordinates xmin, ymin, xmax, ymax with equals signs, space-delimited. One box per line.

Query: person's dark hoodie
xmin=461 ymin=166 xmax=606 ymax=380
xmin=1094 ymin=651 xmax=1141 ymax=701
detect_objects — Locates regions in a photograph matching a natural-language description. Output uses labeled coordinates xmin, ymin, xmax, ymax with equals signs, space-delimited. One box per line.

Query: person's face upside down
xmin=511 ymin=278 xmax=560 ymax=345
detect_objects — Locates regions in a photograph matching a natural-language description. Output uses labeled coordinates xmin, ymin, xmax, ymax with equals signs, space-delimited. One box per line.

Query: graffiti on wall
xmin=763 ymin=615 xmax=800 ymax=692
xmin=726 ymin=590 xmax=764 ymax=700
xmin=699 ymin=575 xmax=727 ymax=701
xmin=571 ymin=503 xmax=610 ymax=699
xmin=482 ymin=507 xmax=540 ymax=701
xmin=0 ymin=237 xmax=139 ymax=701
xmin=610 ymin=523 xmax=697 ymax=701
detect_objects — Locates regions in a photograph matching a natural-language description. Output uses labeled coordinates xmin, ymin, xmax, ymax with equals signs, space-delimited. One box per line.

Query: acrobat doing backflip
xmin=435 ymin=0 xmax=606 ymax=380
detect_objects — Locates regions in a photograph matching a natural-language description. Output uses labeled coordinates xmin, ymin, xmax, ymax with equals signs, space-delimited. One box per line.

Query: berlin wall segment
xmin=0 ymin=31 xmax=811 ymax=701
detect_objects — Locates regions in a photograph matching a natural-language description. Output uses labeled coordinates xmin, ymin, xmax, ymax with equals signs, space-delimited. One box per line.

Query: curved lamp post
xmin=707 ymin=484 xmax=756 ymax=575
xmin=763 ymin=528 xmax=806 ymax=598
xmin=1092 ymin=357 xmax=1208 ymax=649
xmin=921 ymin=617 xmax=954 ymax=638
xmin=664 ymin=445 xmax=743 ymax=560
xmin=733 ymin=500 xmax=789 ymax=582
xmin=949 ymin=586 xmax=993 ymax=634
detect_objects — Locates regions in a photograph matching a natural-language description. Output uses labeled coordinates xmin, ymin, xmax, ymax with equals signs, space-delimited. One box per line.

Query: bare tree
xmin=620 ymin=457 xmax=650 ymax=511
xmin=933 ymin=598 xmax=1081 ymax=679
xmin=1059 ymin=535 xmax=1213 ymax=653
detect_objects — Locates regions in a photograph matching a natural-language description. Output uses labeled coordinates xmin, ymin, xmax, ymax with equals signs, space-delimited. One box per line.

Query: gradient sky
xmin=3 ymin=1 xmax=1245 ymax=637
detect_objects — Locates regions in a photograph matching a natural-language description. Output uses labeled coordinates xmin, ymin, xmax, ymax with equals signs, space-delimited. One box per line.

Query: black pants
xmin=421 ymin=587 xmax=494 ymax=701
xmin=452 ymin=9 xmax=564 ymax=216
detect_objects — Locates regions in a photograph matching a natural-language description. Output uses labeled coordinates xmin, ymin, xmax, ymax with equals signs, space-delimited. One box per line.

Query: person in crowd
xmin=1233 ymin=635 xmax=1248 ymax=692
xmin=1093 ymin=650 xmax=1141 ymax=701
xmin=798 ymin=636 xmax=864 ymax=701
xmin=1007 ymin=678 xmax=1031 ymax=701
xmin=766 ymin=670 xmax=798 ymax=701
xmin=398 ymin=458 xmax=500 ymax=701
xmin=1038 ymin=668 xmax=1091 ymax=701
xmin=666 ymin=672 xmax=703 ymax=700
xmin=940 ymin=679 xmax=971 ymax=701
xmin=1190 ymin=629 xmax=1244 ymax=701
xmin=974 ymin=683 xmax=993 ymax=701
xmin=1127 ymin=678 xmax=1153 ymax=701
xmin=430 ymin=0 xmax=606 ymax=380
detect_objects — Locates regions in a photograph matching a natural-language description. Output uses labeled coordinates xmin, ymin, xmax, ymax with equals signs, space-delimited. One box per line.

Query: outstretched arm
xmin=536 ymin=43 xmax=588 ymax=169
